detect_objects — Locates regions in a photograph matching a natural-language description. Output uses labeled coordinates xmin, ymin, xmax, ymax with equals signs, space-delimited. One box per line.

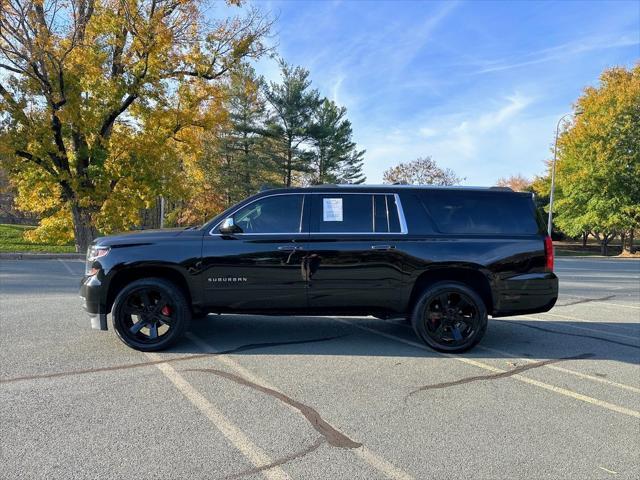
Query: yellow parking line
xmin=333 ymin=319 xmax=640 ymax=419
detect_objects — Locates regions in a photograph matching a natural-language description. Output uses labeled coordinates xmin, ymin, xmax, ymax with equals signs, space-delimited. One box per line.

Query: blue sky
xmin=228 ymin=0 xmax=639 ymax=185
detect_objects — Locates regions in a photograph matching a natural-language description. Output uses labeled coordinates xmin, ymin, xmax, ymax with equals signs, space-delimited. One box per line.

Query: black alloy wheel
xmin=112 ymin=278 xmax=191 ymax=351
xmin=412 ymin=282 xmax=487 ymax=353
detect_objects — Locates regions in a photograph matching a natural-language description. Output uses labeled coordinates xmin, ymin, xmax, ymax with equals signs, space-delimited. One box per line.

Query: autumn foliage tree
xmin=0 ymin=0 xmax=270 ymax=251
xmin=496 ymin=174 xmax=532 ymax=192
xmin=383 ymin=157 xmax=462 ymax=186
xmin=553 ymin=65 xmax=640 ymax=254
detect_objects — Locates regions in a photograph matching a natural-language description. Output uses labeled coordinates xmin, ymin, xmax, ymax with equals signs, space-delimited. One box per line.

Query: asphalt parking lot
xmin=1 ymin=257 xmax=639 ymax=479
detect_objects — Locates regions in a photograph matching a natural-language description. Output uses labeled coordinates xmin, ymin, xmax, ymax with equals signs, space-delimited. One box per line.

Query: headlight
xmin=87 ymin=246 xmax=110 ymax=261
xmin=86 ymin=246 xmax=110 ymax=274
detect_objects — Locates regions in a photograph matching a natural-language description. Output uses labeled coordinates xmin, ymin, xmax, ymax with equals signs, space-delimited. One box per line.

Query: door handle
xmin=278 ymin=245 xmax=304 ymax=251
xmin=371 ymin=244 xmax=395 ymax=250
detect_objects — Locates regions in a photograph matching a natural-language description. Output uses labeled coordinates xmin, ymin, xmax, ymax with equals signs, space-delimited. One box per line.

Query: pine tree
xmin=263 ymin=60 xmax=322 ymax=186
xmin=202 ymin=65 xmax=276 ymax=207
xmin=308 ymin=100 xmax=366 ymax=185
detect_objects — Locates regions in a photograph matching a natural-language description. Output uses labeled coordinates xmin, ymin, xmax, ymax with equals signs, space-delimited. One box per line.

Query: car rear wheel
xmin=411 ymin=282 xmax=487 ymax=353
xmin=111 ymin=278 xmax=191 ymax=351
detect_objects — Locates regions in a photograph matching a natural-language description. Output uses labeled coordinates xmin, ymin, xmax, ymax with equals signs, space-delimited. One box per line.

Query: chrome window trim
xmin=209 ymin=191 xmax=408 ymax=236
xmin=384 ymin=194 xmax=391 ymax=232
xmin=394 ymin=193 xmax=409 ymax=234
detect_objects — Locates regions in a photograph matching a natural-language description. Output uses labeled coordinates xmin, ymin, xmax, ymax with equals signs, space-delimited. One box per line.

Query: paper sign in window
xmin=323 ymin=198 xmax=343 ymax=222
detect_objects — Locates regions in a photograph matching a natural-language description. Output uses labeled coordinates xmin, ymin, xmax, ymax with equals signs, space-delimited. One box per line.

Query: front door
xmin=202 ymin=193 xmax=309 ymax=311
xmin=305 ymin=193 xmax=406 ymax=311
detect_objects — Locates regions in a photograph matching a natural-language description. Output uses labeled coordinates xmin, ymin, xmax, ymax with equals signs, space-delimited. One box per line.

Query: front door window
xmin=233 ymin=194 xmax=304 ymax=234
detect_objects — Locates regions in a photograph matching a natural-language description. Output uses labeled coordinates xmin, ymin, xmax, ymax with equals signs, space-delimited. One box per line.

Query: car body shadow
xmin=168 ymin=314 xmax=640 ymax=366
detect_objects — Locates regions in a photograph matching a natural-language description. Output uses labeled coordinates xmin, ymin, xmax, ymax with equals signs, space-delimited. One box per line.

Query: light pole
xmin=547 ymin=110 xmax=582 ymax=236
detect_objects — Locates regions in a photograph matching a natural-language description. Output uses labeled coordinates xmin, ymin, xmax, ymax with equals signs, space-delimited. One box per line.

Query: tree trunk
xmin=621 ymin=232 xmax=627 ymax=253
xmin=71 ymin=203 xmax=97 ymax=253
xmin=623 ymin=230 xmax=635 ymax=254
xmin=286 ymin=148 xmax=292 ymax=187
xmin=600 ymin=233 xmax=613 ymax=256
xmin=581 ymin=231 xmax=588 ymax=248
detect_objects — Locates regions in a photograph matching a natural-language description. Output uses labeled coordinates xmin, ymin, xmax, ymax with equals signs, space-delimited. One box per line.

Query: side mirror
xmin=219 ymin=217 xmax=241 ymax=235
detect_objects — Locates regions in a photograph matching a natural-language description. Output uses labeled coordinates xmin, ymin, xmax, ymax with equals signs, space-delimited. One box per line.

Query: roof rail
xmin=489 ymin=186 xmax=513 ymax=191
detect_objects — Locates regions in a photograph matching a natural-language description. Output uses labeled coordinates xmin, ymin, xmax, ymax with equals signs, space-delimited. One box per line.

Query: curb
xmin=0 ymin=252 xmax=84 ymax=260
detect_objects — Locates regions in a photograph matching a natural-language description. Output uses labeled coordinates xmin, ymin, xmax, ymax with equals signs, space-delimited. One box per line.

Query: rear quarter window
xmin=419 ymin=191 xmax=539 ymax=235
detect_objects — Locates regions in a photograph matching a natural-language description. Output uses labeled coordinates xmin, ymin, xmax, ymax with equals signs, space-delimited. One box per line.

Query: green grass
xmin=0 ymin=224 xmax=76 ymax=253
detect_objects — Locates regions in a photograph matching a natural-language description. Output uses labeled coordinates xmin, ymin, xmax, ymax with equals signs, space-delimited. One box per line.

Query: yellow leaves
xmin=553 ymin=63 xmax=640 ymax=235
xmin=24 ymin=209 xmax=75 ymax=245
xmin=3 ymin=0 xmax=271 ymax=245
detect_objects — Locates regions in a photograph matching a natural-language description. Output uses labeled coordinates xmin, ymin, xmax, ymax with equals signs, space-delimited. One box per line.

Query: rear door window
xmin=311 ymin=194 xmax=373 ymax=233
xmin=420 ymin=191 xmax=539 ymax=235
xmin=311 ymin=194 xmax=403 ymax=233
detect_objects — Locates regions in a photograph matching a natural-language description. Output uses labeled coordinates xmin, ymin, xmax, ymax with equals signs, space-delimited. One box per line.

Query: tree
xmin=0 ymin=0 xmax=271 ymax=251
xmin=553 ymin=65 xmax=640 ymax=255
xmin=496 ymin=174 xmax=531 ymax=192
xmin=382 ymin=157 xmax=462 ymax=185
xmin=307 ymin=99 xmax=365 ymax=185
xmin=263 ymin=60 xmax=321 ymax=186
xmin=202 ymin=64 xmax=277 ymax=208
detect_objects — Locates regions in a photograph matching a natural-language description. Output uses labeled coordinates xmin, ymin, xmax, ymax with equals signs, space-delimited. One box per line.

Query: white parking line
xmin=57 ymin=258 xmax=77 ymax=276
xmin=537 ymin=311 xmax=640 ymax=332
xmin=186 ymin=333 xmax=415 ymax=480
xmin=517 ymin=316 xmax=640 ymax=341
xmin=332 ymin=318 xmax=640 ymax=419
xmin=477 ymin=345 xmax=640 ymax=394
xmin=559 ymin=294 xmax=640 ymax=310
xmin=146 ymin=352 xmax=290 ymax=480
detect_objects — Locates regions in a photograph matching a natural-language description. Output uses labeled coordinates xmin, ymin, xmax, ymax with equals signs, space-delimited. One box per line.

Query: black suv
xmin=80 ymin=185 xmax=558 ymax=353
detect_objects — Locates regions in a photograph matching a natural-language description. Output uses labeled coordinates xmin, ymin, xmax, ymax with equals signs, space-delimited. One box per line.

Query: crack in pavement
xmin=556 ymin=295 xmax=616 ymax=307
xmin=500 ymin=320 xmax=640 ymax=349
xmin=186 ymin=367 xmax=362 ymax=449
xmin=406 ymin=353 xmax=595 ymax=400
xmin=219 ymin=438 xmax=325 ymax=480
xmin=0 ymin=335 xmax=348 ymax=385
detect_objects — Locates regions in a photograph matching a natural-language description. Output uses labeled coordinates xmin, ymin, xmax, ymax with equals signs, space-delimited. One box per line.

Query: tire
xmin=411 ymin=282 xmax=487 ymax=353
xmin=111 ymin=277 xmax=191 ymax=351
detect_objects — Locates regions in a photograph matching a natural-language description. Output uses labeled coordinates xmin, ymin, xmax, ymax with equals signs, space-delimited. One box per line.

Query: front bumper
xmin=492 ymin=272 xmax=558 ymax=317
xmin=79 ymin=274 xmax=108 ymax=330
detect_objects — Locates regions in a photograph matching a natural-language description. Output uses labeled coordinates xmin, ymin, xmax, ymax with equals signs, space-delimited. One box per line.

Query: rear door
xmin=305 ymin=192 xmax=406 ymax=311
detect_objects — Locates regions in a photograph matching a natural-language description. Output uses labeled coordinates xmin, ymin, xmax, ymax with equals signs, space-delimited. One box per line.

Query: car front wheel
xmin=411 ymin=282 xmax=487 ymax=353
xmin=111 ymin=278 xmax=191 ymax=351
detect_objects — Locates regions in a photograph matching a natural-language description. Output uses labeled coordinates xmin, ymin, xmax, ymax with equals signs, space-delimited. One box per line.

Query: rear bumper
xmin=79 ymin=274 xmax=108 ymax=330
xmin=492 ymin=272 xmax=558 ymax=317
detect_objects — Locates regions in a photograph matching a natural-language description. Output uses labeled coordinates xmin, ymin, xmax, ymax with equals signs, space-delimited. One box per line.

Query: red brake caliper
xmin=161 ymin=305 xmax=172 ymax=316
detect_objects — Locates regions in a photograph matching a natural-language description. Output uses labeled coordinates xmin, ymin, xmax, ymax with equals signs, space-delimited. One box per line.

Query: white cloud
xmin=419 ymin=127 xmax=438 ymax=137
xmin=331 ymin=75 xmax=344 ymax=105
xmin=358 ymin=93 xmax=540 ymax=184
xmin=472 ymin=33 xmax=640 ymax=75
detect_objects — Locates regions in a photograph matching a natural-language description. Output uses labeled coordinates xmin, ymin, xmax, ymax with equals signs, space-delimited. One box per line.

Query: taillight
xmin=544 ymin=236 xmax=554 ymax=272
